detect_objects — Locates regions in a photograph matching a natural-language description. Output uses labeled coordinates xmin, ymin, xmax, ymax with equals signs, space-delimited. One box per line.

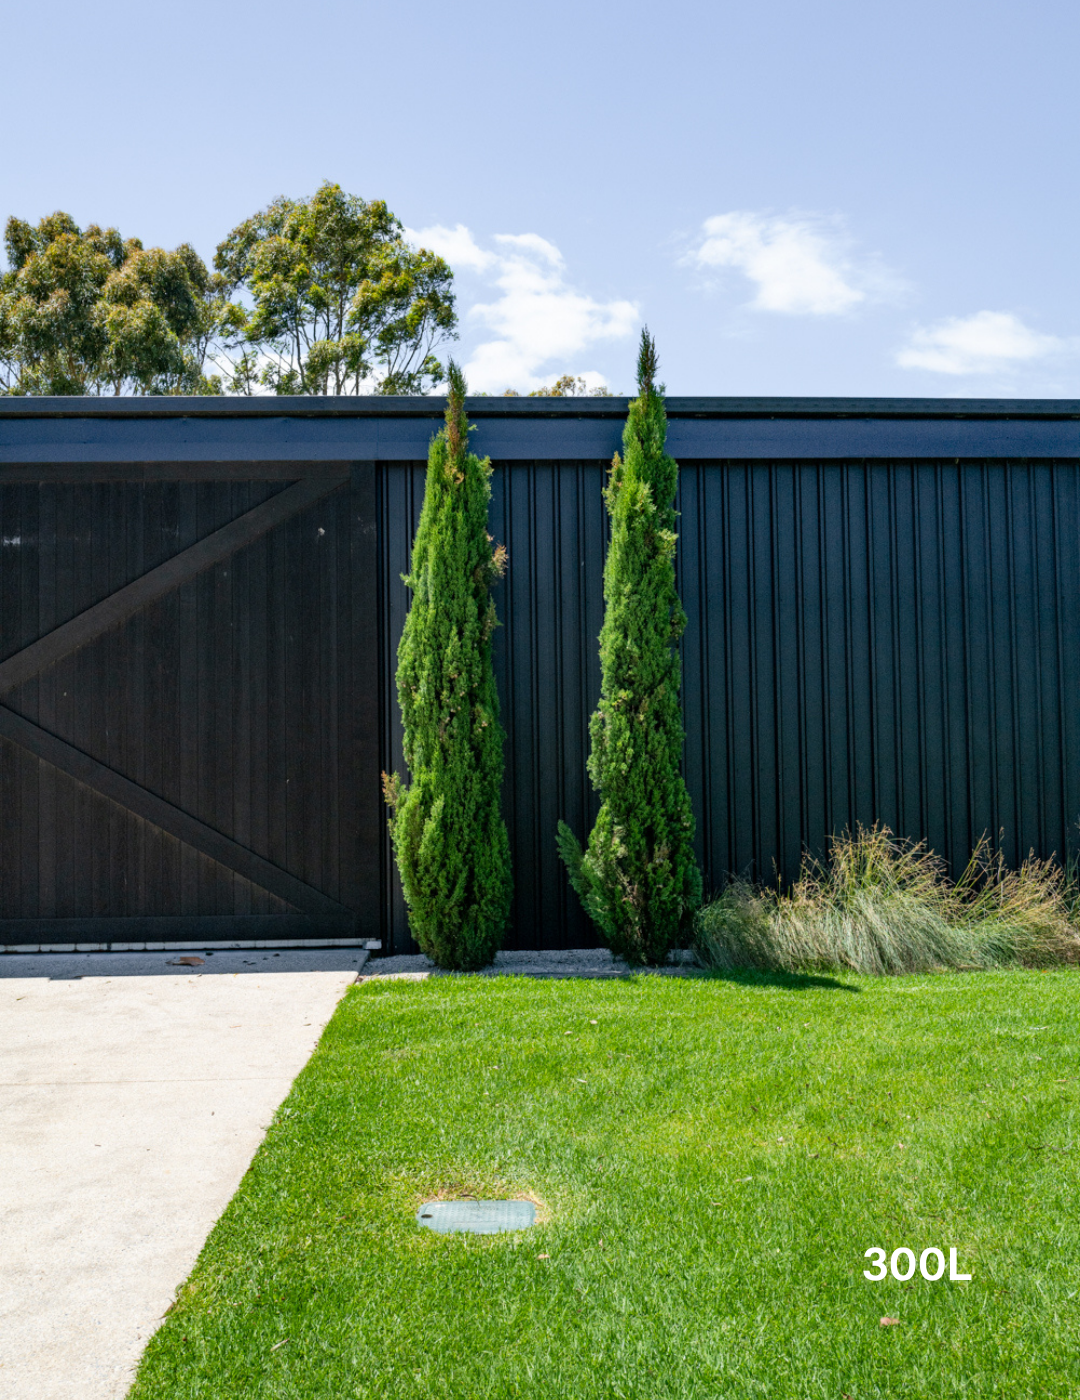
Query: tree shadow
xmin=699 ymin=967 xmax=861 ymax=993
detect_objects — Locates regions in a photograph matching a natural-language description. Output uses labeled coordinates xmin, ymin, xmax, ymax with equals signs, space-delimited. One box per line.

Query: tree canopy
xmin=498 ymin=375 xmax=613 ymax=398
xmin=215 ymin=182 xmax=457 ymax=395
xmin=0 ymin=212 xmax=230 ymax=395
xmin=529 ymin=374 xmax=612 ymax=397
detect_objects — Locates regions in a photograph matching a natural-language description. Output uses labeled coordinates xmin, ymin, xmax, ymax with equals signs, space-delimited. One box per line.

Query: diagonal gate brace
xmin=0 ymin=471 xmax=351 ymax=915
xmin=0 ymin=706 xmax=348 ymax=917
xmin=0 ymin=473 xmax=347 ymax=696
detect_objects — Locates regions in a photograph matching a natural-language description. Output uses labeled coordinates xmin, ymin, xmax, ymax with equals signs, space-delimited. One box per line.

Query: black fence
xmin=2 ymin=397 xmax=1079 ymax=952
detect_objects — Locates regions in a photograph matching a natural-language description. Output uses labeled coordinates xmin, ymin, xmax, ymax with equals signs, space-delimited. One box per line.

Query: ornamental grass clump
xmin=694 ymin=823 xmax=1080 ymax=976
xmin=383 ymin=362 xmax=512 ymax=970
xmin=557 ymin=330 xmax=701 ymax=965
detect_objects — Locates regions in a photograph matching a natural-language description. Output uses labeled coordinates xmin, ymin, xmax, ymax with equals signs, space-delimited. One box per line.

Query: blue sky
xmin=5 ymin=0 xmax=1077 ymax=396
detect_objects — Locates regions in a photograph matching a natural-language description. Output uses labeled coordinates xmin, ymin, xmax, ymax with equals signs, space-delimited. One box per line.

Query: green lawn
xmin=128 ymin=968 xmax=1080 ymax=1399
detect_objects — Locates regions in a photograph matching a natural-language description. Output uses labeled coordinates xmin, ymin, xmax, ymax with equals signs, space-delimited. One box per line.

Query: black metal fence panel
xmin=380 ymin=458 xmax=1080 ymax=953
xmin=378 ymin=459 xmax=610 ymax=953
xmin=679 ymin=460 xmax=1080 ymax=898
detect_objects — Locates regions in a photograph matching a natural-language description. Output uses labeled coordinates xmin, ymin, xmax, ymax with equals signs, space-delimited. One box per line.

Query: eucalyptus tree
xmin=528 ymin=374 xmax=612 ymax=396
xmin=1 ymin=211 xmax=228 ymax=395
xmin=215 ymin=182 xmax=456 ymax=395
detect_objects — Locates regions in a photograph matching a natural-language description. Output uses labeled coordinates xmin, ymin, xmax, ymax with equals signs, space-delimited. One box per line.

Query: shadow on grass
xmin=700 ymin=967 xmax=861 ymax=993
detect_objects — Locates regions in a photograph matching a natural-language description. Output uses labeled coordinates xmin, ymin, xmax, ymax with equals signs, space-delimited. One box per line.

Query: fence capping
xmin=4 ymin=398 xmax=1080 ymax=464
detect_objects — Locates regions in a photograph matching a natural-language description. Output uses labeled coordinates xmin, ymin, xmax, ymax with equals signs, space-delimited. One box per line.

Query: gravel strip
xmin=359 ymin=947 xmax=700 ymax=980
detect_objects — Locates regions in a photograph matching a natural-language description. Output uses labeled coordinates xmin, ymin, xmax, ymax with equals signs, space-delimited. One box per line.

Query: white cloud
xmin=492 ymin=232 xmax=563 ymax=265
xmin=406 ymin=222 xmax=495 ymax=274
xmin=406 ymin=223 xmax=638 ymax=392
xmin=686 ymin=211 xmax=897 ymax=316
xmin=896 ymin=311 xmax=1064 ymax=375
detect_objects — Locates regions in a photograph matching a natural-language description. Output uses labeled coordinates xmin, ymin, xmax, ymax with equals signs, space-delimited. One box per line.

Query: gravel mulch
xmin=358 ymin=947 xmax=699 ymax=980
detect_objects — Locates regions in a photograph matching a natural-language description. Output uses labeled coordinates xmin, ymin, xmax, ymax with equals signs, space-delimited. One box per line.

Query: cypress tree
xmin=384 ymin=362 xmax=512 ymax=970
xmin=557 ymin=330 xmax=701 ymax=964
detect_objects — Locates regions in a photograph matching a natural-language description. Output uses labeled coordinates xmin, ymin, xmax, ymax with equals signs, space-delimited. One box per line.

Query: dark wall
xmin=3 ymin=398 xmax=1079 ymax=953
xmin=378 ymin=460 xmax=609 ymax=953
xmin=380 ymin=458 xmax=1080 ymax=953
xmin=679 ymin=460 xmax=1080 ymax=892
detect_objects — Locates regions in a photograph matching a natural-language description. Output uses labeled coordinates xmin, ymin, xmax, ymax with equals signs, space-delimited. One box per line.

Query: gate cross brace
xmin=0 ymin=474 xmax=351 ymax=917
xmin=0 ymin=473 xmax=347 ymax=696
xmin=0 ymin=706 xmax=346 ymax=915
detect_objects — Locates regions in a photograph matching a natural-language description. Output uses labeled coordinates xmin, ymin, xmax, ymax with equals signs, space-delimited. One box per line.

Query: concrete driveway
xmin=0 ymin=948 xmax=367 ymax=1400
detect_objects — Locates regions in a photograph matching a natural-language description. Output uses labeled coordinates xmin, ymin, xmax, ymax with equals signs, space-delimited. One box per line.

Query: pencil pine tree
xmin=557 ymin=329 xmax=701 ymax=964
xmin=384 ymin=362 xmax=512 ymax=969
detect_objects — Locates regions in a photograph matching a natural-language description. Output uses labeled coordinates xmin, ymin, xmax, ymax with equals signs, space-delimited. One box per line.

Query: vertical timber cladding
xmin=0 ymin=461 xmax=380 ymax=947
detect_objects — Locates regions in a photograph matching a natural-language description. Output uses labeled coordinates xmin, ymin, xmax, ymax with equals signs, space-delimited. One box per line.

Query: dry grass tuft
xmin=695 ymin=824 xmax=1080 ymax=976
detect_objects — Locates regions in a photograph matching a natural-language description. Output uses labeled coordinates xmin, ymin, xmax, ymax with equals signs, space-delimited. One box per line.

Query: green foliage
xmin=695 ymin=823 xmax=1080 ymax=975
xmin=215 ymin=182 xmax=456 ymax=395
xmin=0 ymin=211 xmax=230 ymax=395
xmin=558 ymin=329 xmax=700 ymax=964
xmin=384 ymin=362 xmax=512 ymax=969
xmin=526 ymin=374 xmax=612 ymax=397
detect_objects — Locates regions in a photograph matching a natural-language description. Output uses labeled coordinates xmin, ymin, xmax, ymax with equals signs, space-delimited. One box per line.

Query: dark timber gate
xmin=3 ymin=397 xmax=1080 ymax=955
xmin=0 ymin=458 xmax=379 ymax=949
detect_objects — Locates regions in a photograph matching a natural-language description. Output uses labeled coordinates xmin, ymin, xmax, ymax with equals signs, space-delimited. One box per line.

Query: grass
xmin=127 ymin=970 xmax=1080 ymax=1399
xmin=695 ymin=826 xmax=1080 ymax=977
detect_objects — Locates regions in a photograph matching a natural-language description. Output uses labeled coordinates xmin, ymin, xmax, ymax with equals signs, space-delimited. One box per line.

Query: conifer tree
xmin=557 ymin=330 xmax=701 ymax=964
xmin=384 ymin=362 xmax=512 ymax=969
